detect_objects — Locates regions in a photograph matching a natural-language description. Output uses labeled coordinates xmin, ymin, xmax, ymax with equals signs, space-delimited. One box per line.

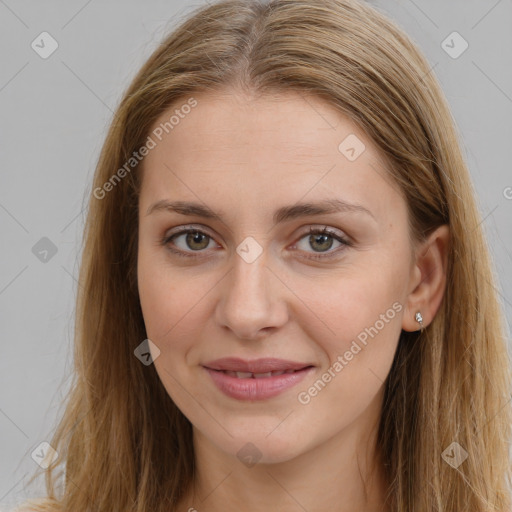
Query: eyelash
xmin=160 ymin=225 xmax=352 ymax=261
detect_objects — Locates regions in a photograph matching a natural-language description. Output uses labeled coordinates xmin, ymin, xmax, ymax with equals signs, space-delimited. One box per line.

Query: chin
xmin=199 ymin=421 xmax=311 ymax=466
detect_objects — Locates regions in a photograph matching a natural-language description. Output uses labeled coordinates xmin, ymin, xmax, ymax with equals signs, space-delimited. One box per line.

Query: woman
xmin=18 ymin=0 xmax=512 ymax=510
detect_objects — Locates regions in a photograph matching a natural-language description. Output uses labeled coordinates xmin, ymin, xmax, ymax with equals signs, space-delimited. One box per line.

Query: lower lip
xmin=203 ymin=367 xmax=314 ymax=401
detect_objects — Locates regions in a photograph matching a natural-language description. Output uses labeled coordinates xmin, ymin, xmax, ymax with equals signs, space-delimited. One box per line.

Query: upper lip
xmin=203 ymin=357 xmax=313 ymax=373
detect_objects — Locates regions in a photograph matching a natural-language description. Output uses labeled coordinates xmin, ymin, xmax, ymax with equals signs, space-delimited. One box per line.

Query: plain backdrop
xmin=1 ymin=0 xmax=511 ymax=508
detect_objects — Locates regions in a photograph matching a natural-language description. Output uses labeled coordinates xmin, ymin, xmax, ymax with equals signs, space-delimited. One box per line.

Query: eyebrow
xmin=146 ymin=198 xmax=376 ymax=224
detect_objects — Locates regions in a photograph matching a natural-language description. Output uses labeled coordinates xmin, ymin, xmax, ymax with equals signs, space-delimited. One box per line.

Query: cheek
xmin=137 ymin=246 xmax=221 ymax=382
xmin=137 ymin=250 xmax=202 ymax=401
xmin=137 ymin=247 xmax=197 ymax=342
xmin=291 ymin=263 xmax=405 ymax=355
xmin=291 ymin=262 xmax=405 ymax=422
xmin=293 ymin=287 xmax=402 ymax=437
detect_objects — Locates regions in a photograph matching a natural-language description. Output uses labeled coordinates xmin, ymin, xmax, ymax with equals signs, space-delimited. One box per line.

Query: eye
xmin=162 ymin=228 xmax=218 ymax=257
xmin=161 ymin=225 xmax=351 ymax=260
xmin=293 ymin=227 xmax=351 ymax=259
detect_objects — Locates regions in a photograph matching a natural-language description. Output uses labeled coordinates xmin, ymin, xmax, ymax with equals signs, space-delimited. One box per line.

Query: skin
xmin=137 ymin=88 xmax=449 ymax=511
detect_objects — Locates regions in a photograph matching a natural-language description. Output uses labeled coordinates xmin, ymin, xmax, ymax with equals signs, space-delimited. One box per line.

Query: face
xmin=137 ymin=89 xmax=415 ymax=464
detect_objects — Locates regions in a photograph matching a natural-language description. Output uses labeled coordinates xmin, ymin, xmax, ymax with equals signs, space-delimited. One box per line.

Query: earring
xmin=415 ymin=311 xmax=424 ymax=331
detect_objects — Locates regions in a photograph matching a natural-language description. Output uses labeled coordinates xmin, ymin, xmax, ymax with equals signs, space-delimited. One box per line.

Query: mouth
xmin=212 ymin=368 xmax=311 ymax=379
xmin=202 ymin=358 xmax=315 ymax=401
xmin=203 ymin=357 xmax=313 ymax=374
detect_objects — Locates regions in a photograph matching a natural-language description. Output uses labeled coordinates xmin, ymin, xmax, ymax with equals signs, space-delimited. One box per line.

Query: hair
xmin=18 ymin=0 xmax=511 ymax=511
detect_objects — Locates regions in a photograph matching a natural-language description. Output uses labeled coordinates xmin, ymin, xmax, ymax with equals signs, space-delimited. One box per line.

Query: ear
xmin=402 ymin=224 xmax=450 ymax=332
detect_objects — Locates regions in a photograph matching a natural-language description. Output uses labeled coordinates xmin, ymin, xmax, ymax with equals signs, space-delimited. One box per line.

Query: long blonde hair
xmin=19 ymin=0 xmax=511 ymax=510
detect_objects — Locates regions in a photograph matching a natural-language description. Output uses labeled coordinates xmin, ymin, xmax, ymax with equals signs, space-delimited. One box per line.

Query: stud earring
xmin=415 ymin=311 xmax=424 ymax=331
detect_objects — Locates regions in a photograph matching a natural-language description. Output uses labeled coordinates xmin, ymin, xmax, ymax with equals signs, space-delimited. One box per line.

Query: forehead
xmin=140 ymin=89 xmax=404 ymax=223
xmin=147 ymin=89 xmax=364 ymax=158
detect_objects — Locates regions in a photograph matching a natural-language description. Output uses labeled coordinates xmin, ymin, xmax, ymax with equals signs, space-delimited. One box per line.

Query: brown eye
xmin=293 ymin=227 xmax=351 ymax=259
xmin=308 ymin=232 xmax=334 ymax=252
xmin=163 ymin=229 xmax=217 ymax=256
xmin=183 ymin=231 xmax=211 ymax=251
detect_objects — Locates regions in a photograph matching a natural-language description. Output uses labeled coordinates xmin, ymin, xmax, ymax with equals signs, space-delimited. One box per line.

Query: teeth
xmin=254 ymin=372 xmax=272 ymax=378
xmin=223 ymin=369 xmax=297 ymax=378
xmin=235 ymin=372 xmax=253 ymax=379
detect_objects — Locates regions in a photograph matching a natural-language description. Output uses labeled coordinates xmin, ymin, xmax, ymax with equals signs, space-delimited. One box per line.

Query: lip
xmin=202 ymin=358 xmax=315 ymax=401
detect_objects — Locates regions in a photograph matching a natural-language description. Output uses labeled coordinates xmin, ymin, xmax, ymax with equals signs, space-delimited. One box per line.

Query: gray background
xmin=1 ymin=0 xmax=511 ymax=508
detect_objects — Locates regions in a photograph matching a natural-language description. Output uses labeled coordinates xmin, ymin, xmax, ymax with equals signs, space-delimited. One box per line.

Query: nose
xmin=214 ymin=249 xmax=289 ymax=341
